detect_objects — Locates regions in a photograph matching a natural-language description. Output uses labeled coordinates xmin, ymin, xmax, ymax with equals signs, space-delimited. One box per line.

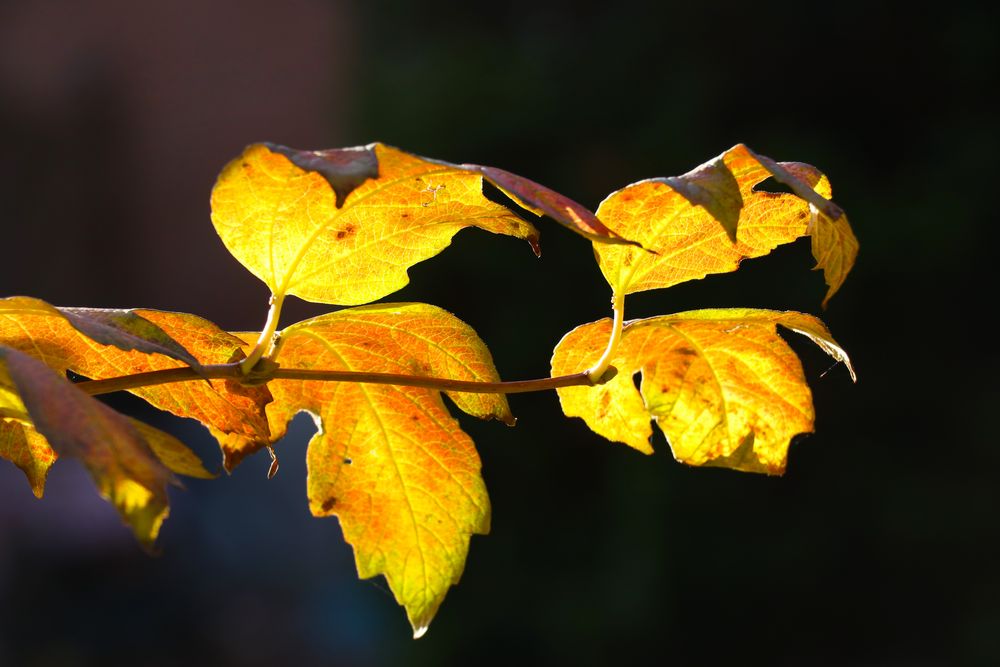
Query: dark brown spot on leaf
xmin=321 ymin=498 xmax=337 ymax=512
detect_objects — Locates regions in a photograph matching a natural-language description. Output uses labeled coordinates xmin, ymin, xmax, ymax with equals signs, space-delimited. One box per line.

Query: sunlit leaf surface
xmin=264 ymin=303 xmax=511 ymax=636
xmin=594 ymin=144 xmax=858 ymax=306
xmin=0 ymin=297 xmax=271 ymax=470
xmin=552 ymin=309 xmax=854 ymax=474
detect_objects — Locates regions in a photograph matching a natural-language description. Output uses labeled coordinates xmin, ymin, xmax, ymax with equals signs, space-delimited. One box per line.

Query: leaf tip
xmin=412 ymin=623 xmax=430 ymax=640
xmin=528 ymin=233 xmax=541 ymax=258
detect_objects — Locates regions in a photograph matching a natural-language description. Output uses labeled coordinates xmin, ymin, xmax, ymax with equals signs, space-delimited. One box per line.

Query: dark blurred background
xmin=1 ymin=0 xmax=997 ymax=664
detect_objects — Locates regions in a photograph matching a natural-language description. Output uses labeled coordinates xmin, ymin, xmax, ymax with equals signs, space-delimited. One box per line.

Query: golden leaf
xmin=264 ymin=303 xmax=511 ymax=636
xmin=211 ymin=142 xmax=630 ymax=306
xmin=594 ymin=144 xmax=858 ymax=306
xmin=552 ymin=309 xmax=854 ymax=474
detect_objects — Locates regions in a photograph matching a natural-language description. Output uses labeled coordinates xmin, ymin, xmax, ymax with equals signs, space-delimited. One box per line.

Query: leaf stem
xmin=240 ymin=293 xmax=285 ymax=374
xmin=584 ymin=291 xmax=625 ymax=383
xmin=73 ymin=363 xmax=598 ymax=396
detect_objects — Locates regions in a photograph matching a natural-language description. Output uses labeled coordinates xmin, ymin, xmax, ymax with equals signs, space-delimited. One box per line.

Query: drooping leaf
xmin=594 ymin=144 xmax=858 ymax=306
xmin=0 ymin=346 xmax=177 ymax=545
xmin=210 ymin=142 xmax=630 ymax=306
xmin=0 ymin=415 xmax=213 ymax=500
xmin=552 ymin=309 xmax=854 ymax=474
xmin=0 ymin=418 xmax=56 ymax=498
xmin=263 ymin=303 xmax=512 ymax=636
xmin=0 ymin=297 xmax=272 ymax=470
xmin=129 ymin=417 xmax=215 ymax=480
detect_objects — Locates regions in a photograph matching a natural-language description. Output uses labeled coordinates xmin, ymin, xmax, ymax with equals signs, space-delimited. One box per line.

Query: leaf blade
xmin=0 ymin=298 xmax=272 ymax=470
xmin=265 ymin=303 xmax=509 ymax=635
xmin=211 ymin=143 xmax=543 ymax=305
xmin=552 ymin=309 xmax=853 ymax=474
xmin=593 ymin=145 xmax=858 ymax=304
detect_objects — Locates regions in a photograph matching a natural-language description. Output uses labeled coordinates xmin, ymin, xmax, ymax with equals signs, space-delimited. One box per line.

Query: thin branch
xmin=73 ymin=363 xmax=600 ymax=396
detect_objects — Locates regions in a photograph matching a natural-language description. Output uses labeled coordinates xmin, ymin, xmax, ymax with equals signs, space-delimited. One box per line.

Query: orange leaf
xmin=594 ymin=144 xmax=858 ymax=306
xmin=265 ymin=303 xmax=511 ymax=636
xmin=552 ymin=309 xmax=854 ymax=474
xmin=0 ymin=297 xmax=271 ymax=470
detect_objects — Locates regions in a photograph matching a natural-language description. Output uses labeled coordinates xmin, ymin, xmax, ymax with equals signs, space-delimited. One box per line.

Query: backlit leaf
xmin=0 ymin=297 xmax=271 ymax=470
xmin=211 ymin=142 xmax=629 ymax=306
xmin=0 ymin=415 xmax=213 ymax=500
xmin=552 ymin=309 xmax=854 ymax=474
xmin=0 ymin=297 xmax=201 ymax=369
xmin=0 ymin=419 xmax=55 ymax=498
xmin=264 ymin=303 xmax=511 ymax=636
xmin=0 ymin=346 xmax=177 ymax=545
xmin=594 ymin=144 xmax=858 ymax=306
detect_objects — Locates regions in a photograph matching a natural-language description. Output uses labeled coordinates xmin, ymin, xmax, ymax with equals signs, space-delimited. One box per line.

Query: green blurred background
xmin=1 ymin=0 xmax=997 ymax=664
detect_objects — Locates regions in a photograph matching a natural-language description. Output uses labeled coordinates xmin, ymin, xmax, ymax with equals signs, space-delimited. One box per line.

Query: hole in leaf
xmin=632 ymin=372 xmax=642 ymax=392
xmin=343 ymin=458 xmax=352 ymax=465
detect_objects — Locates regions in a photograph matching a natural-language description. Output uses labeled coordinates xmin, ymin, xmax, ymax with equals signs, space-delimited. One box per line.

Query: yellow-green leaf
xmin=210 ymin=142 xmax=550 ymax=306
xmin=264 ymin=303 xmax=511 ymax=636
xmin=0 ymin=346 xmax=177 ymax=545
xmin=594 ymin=144 xmax=858 ymax=306
xmin=0 ymin=297 xmax=272 ymax=470
xmin=552 ymin=309 xmax=854 ymax=474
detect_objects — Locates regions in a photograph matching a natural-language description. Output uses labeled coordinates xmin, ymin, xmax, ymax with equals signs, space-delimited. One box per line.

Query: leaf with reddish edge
xmin=0 ymin=297 xmax=272 ymax=470
xmin=0 ymin=297 xmax=201 ymax=369
xmin=552 ymin=309 xmax=854 ymax=474
xmin=0 ymin=346 xmax=177 ymax=546
xmin=443 ymin=162 xmax=634 ymax=246
xmin=211 ymin=142 xmax=542 ymax=306
xmin=264 ymin=303 xmax=511 ymax=637
xmin=594 ymin=144 xmax=858 ymax=306
xmin=263 ymin=143 xmax=379 ymax=208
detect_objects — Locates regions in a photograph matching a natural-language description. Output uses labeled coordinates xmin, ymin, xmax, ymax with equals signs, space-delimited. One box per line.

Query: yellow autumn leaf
xmin=595 ymin=144 xmax=858 ymax=306
xmin=551 ymin=309 xmax=854 ymax=474
xmin=0 ymin=297 xmax=272 ymax=470
xmin=263 ymin=303 xmax=512 ymax=636
xmin=211 ymin=142 xmax=543 ymax=306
